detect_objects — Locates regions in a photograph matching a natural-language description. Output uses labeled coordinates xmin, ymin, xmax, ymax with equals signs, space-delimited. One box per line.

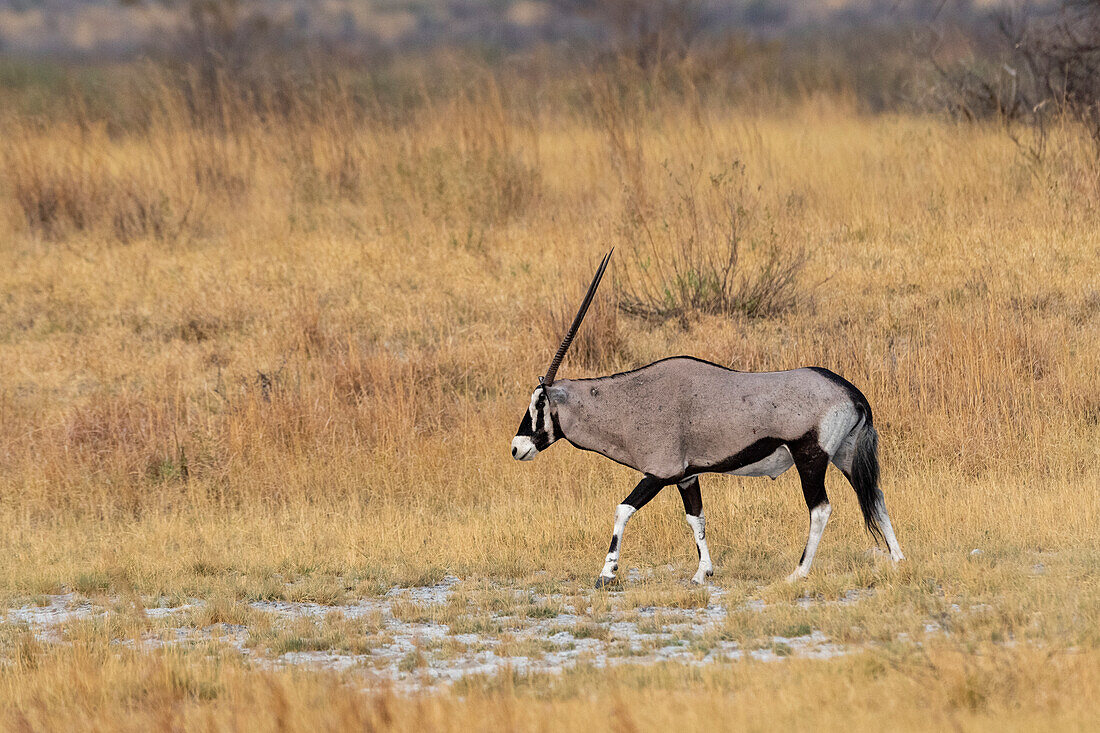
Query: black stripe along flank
xmin=683 ymin=436 xmax=788 ymax=480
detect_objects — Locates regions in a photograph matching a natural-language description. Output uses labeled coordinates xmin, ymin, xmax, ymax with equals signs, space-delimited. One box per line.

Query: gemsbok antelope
xmin=511 ymin=250 xmax=904 ymax=587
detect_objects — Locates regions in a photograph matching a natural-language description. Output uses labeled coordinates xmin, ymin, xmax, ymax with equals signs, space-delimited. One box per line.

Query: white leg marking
xmin=787 ymin=502 xmax=832 ymax=582
xmin=685 ymin=513 xmax=713 ymax=584
xmin=873 ymin=489 xmax=905 ymax=562
xmin=599 ymin=504 xmax=636 ymax=581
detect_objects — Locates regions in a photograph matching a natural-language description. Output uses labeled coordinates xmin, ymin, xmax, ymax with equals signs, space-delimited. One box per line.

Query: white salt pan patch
xmin=2 ymin=575 xmax=943 ymax=691
xmin=5 ymin=594 xmax=98 ymax=626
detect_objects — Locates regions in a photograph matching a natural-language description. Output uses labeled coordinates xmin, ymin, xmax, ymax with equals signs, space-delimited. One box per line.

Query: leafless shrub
xmin=6 ymin=152 xmax=189 ymax=243
xmin=616 ymin=161 xmax=807 ymax=321
xmin=2 ymin=121 xmax=205 ymax=243
xmin=933 ymin=2 xmax=1100 ymax=159
xmin=8 ymin=157 xmax=95 ymax=239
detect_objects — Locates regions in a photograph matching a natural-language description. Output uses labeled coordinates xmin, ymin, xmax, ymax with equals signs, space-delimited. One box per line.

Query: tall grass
xmin=0 ymin=61 xmax=1094 ymax=500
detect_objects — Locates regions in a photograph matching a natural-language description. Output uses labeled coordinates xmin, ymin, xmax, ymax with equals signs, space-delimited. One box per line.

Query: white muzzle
xmin=511 ymin=436 xmax=537 ymax=461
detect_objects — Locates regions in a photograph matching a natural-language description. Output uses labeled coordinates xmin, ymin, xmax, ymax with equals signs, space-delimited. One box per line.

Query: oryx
xmin=511 ymin=250 xmax=904 ymax=587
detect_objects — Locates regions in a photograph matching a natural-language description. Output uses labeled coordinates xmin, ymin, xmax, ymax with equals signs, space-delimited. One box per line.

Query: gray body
xmin=549 ymin=358 xmax=859 ymax=482
xmin=512 ymin=356 xmax=905 ymax=586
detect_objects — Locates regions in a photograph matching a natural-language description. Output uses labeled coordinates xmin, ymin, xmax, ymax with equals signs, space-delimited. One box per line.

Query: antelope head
xmin=511 ymin=249 xmax=612 ymax=460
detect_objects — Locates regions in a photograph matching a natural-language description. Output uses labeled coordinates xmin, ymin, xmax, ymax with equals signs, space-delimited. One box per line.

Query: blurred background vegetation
xmin=0 ymin=1 xmax=1096 ymax=134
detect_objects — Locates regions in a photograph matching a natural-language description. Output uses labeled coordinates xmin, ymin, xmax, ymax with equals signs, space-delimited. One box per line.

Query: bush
xmin=934 ymin=2 xmax=1100 ymax=155
xmin=615 ymin=161 xmax=806 ymax=320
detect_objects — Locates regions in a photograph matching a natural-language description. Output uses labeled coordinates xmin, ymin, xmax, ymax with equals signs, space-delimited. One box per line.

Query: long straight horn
xmin=542 ymin=248 xmax=613 ymax=386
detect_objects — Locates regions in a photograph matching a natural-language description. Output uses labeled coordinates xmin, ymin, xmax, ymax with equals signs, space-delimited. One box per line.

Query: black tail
xmin=851 ymin=418 xmax=886 ymax=546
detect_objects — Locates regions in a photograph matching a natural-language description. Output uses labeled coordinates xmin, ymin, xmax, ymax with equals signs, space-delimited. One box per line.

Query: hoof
xmin=594 ymin=575 xmax=617 ymax=589
xmin=690 ymin=565 xmax=714 ymax=585
xmin=785 ymin=571 xmax=805 ymax=584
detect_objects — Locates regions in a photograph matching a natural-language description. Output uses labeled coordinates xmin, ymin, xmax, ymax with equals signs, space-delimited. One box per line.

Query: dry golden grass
xmin=2 ymin=641 xmax=1098 ymax=731
xmin=0 ymin=65 xmax=1098 ymax=729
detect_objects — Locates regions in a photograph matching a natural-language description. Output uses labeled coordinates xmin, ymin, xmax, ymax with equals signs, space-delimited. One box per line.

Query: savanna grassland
xmin=0 ymin=51 xmax=1098 ymax=731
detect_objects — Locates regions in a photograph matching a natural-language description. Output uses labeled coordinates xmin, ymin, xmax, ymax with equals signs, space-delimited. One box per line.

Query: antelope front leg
xmin=678 ymin=477 xmax=713 ymax=584
xmin=595 ymin=476 xmax=664 ymax=588
xmin=595 ymin=504 xmax=634 ymax=588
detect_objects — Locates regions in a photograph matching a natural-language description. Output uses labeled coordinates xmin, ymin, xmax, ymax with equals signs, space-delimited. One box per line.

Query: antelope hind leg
xmin=787 ymin=439 xmax=831 ymax=582
xmin=678 ymin=477 xmax=713 ymax=584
